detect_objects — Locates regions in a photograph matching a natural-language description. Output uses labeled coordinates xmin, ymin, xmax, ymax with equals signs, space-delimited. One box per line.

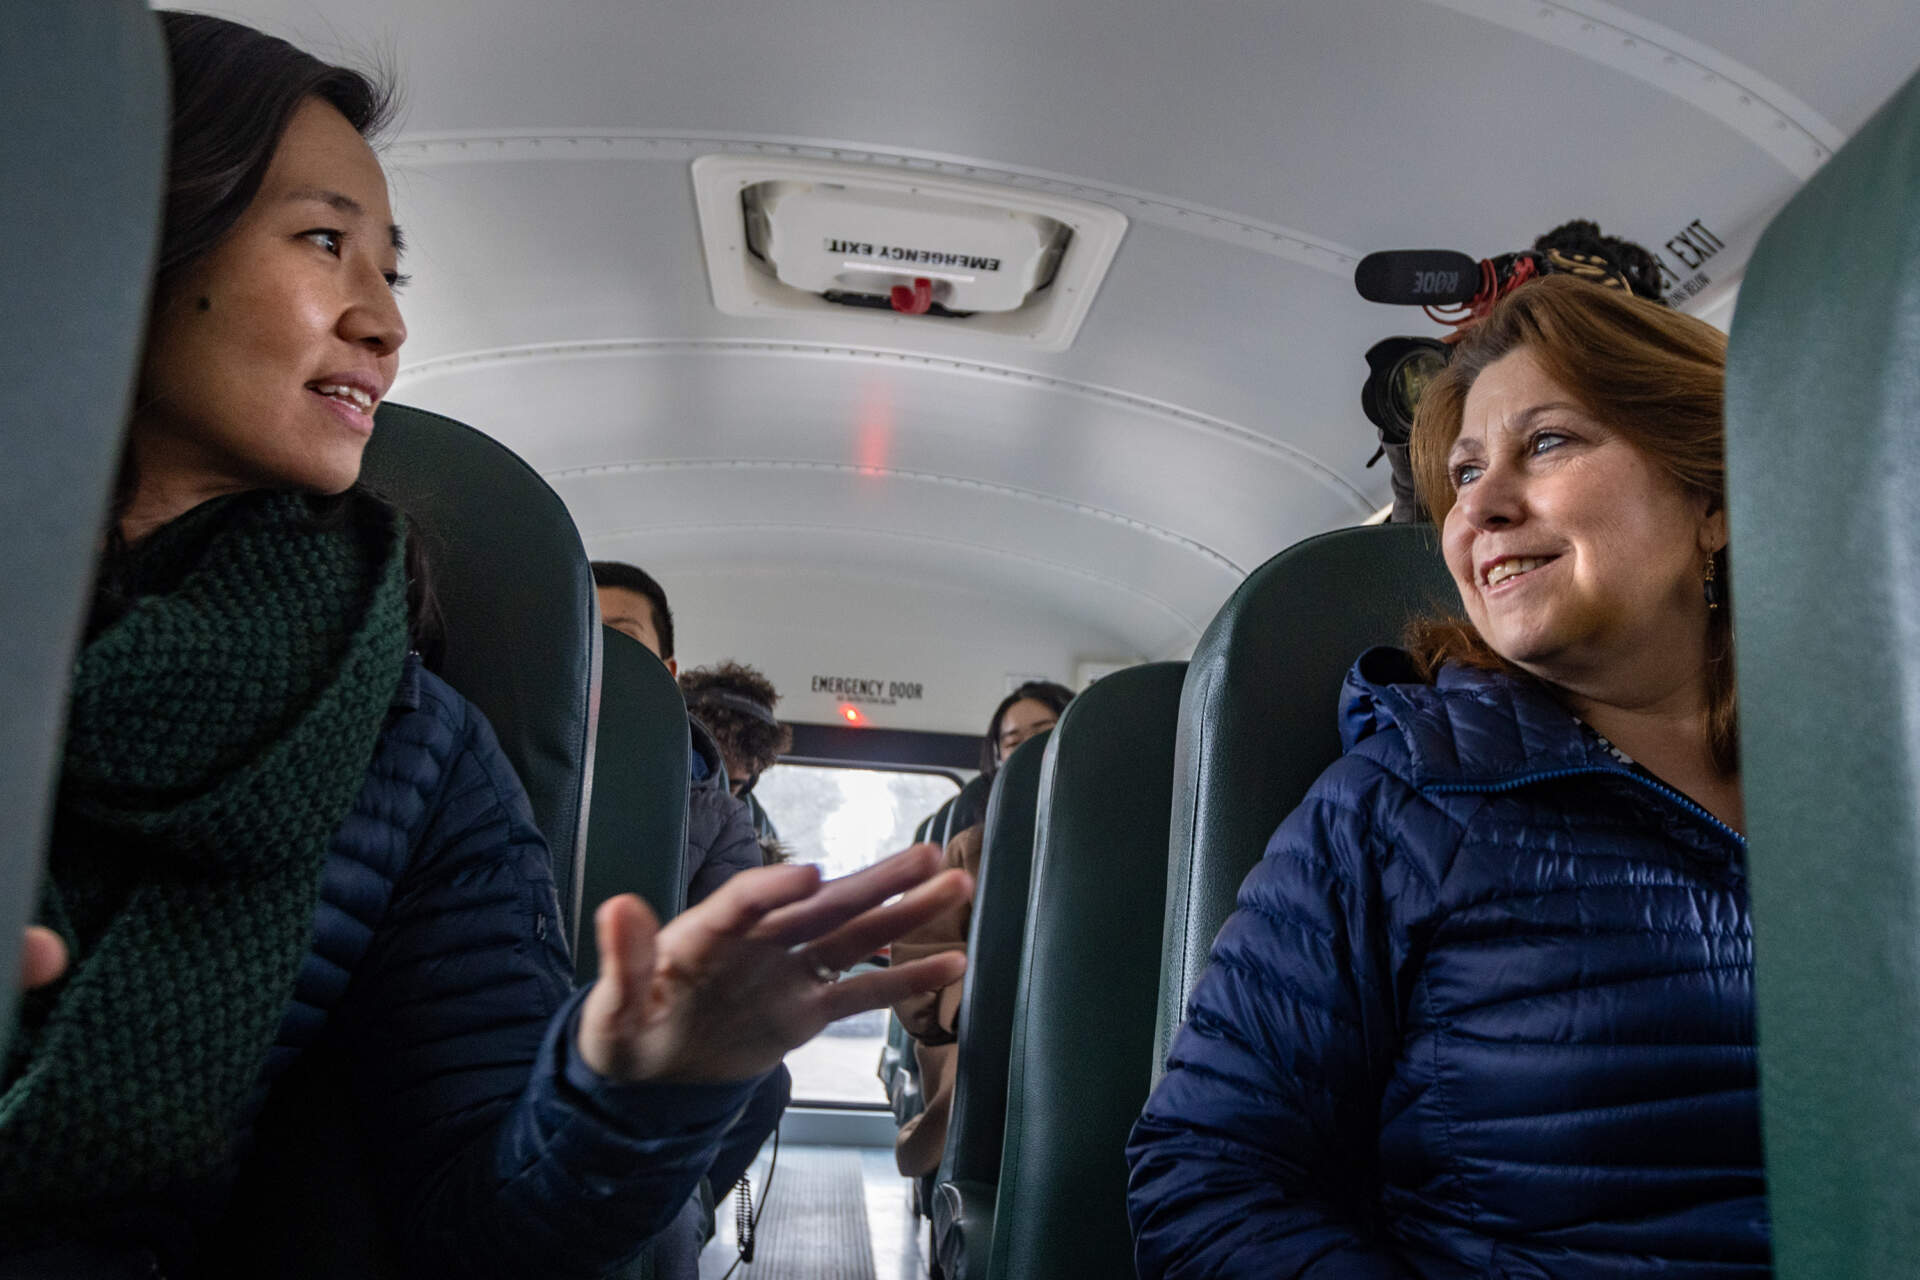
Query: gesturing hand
xmin=578 ymin=843 xmax=971 ymax=1084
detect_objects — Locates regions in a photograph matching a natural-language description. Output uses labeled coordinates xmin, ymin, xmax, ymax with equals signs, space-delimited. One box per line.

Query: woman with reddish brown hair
xmin=1129 ymin=276 xmax=1766 ymax=1277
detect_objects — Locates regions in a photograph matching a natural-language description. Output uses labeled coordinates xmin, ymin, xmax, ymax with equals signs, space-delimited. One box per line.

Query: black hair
xmin=981 ymin=680 xmax=1075 ymax=775
xmin=1533 ymin=219 xmax=1665 ymax=303
xmin=153 ymin=12 xmax=396 ymax=310
xmin=590 ymin=560 xmax=676 ymax=660
xmin=94 ymin=18 xmax=435 ymax=659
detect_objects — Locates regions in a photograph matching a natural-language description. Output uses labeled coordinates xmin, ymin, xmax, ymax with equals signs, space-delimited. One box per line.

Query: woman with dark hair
xmin=1128 ymin=276 xmax=1766 ymax=1276
xmin=980 ymin=679 xmax=1076 ymax=777
xmin=937 ymin=678 xmax=1076 ymax=841
xmin=3 ymin=14 xmax=967 ymax=1278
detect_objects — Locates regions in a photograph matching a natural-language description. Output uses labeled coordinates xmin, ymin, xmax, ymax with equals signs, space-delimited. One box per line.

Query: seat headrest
xmin=360 ymin=401 xmax=601 ymax=956
xmin=1156 ymin=523 xmax=1455 ymax=1076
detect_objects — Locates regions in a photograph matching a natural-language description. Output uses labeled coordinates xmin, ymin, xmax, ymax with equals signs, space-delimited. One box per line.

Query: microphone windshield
xmin=1354 ymin=250 xmax=1483 ymax=306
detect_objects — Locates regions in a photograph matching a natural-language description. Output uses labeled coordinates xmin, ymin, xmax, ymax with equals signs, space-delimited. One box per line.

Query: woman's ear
xmin=1698 ymin=502 xmax=1729 ymax=557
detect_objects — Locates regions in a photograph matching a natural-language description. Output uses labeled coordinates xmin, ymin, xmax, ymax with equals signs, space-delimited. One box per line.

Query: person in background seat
xmin=1128 ymin=275 xmax=1766 ymax=1277
xmin=2 ymin=18 xmax=967 ymax=1277
xmin=890 ymin=678 xmax=1077 ymax=1178
xmin=590 ymin=564 xmax=792 ymax=1279
xmin=679 ymin=661 xmax=793 ymax=856
xmin=592 ymin=562 xmax=767 ymax=907
xmin=940 ymin=679 xmax=1075 ymax=838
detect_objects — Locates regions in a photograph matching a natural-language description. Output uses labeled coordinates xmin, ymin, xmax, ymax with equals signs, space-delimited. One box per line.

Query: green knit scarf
xmin=0 ymin=490 xmax=408 ymax=1236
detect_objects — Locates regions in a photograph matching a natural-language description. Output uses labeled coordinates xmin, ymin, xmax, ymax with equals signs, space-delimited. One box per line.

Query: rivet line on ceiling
xmin=391 ymin=336 xmax=1374 ymax=511
xmin=1425 ymin=0 xmax=1840 ymax=174
xmin=592 ymin=519 xmax=1207 ymax=636
xmin=544 ymin=456 xmax=1248 ymax=575
xmin=385 ymin=129 xmax=1364 ymax=277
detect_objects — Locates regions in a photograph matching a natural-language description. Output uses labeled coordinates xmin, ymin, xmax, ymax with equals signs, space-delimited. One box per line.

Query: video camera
xmin=1355 ymin=222 xmax=1663 ymax=520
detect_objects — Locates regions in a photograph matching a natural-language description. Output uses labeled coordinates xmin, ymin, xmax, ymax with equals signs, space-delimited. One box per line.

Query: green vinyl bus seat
xmin=1153 ymin=525 xmax=1455 ymax=1081
xmin=1725 ymin=64 xmax=1920 ymax=1280
xmin=894 ymin=805 xmax=967 ymax=1097
xmin=747 ymin=792 xmax=778 ymax=841
xmin=930 ymin=794 xmax=960 ymax=844
xmin=928 ymin=732 xmax=1051 ymax=1279
xmin=359 ymin=401 xmax=602 ymax=954
xmin=945 ymin=772 xmax=992 ymax=845
xmin=0 ymin=0 xmax=166 ymax=1058
xmin=986 ymin=663 xmax=1187 ymax=1280
xmin=880 ymin=1011 xmax=913 ymax=1107
xmin=888 ymin=780 xmax=985 ymax=1127
xmin=211 ymin=403 xmax=605 ymax=1278
xmin=575 ymin=625 xmax=691 ymax=983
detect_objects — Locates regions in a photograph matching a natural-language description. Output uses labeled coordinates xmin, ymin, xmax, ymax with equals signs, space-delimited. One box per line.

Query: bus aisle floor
xmin=699 ymin=1145 xmax=931 ymax=1280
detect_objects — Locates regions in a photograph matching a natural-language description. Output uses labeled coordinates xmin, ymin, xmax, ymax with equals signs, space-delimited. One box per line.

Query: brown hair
xmin=1404 ymin=275 xmax=1739 ymax=773
xmin=679 ymin=661 xmax=792 ymax=782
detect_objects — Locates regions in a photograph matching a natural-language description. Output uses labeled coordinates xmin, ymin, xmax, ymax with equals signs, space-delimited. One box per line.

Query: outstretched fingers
xmin=669 ymin=861 xmax=825 ymax=951
xmin=749 ymin=844 xmax=946 ymax=948
xmin=818 ymin=951 xmax=969 ymax=1023
xmin=804 ymin=867 xmax=973 ymax=973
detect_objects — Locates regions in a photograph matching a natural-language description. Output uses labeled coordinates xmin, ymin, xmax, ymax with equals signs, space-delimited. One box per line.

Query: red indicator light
xmin=840 ymin=704 xmax=865 ymax=725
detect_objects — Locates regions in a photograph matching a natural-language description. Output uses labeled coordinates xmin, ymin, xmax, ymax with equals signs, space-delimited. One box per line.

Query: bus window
xmin=754 ymin=763 xmax=962 ymax=1105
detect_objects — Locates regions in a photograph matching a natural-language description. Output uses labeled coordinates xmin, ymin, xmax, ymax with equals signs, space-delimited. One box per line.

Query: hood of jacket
xmin=688 ymin=715 xmax=730 ymax=794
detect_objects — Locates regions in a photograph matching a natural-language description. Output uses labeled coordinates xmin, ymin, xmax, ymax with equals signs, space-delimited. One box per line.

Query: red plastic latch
xmin=889 ymin=277 xmax=934 ymax=315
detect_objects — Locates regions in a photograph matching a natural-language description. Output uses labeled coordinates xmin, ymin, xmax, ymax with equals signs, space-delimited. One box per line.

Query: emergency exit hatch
xmin=692 ymin=155 xmax=1127 ymax=350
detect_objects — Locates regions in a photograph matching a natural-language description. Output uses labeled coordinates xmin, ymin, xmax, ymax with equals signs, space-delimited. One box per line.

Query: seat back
xmin=360 ymin=401 xmax=601 ymax=953
xmin=945 ymin=773 xmax=992 ymax=844
xmin=1154 ymin=525 xmax=1454 ymax=1078
xmin=746 ymin=792 xmax=777 ymax=841
xmin=988 ymin=663 xmax=1187 ymax=1280
xmin=938 ymin=731 xmax=1051 ymax=1190
xmin=1725 ymin=66 xmax=1920 ymax=1278
xmin=576 ymin=626 xmax=690 ymax=982
xmin=929 ymin=733 xmax=1049 ymax=1278
xmin=925 ymin=796 xmax=956 ymax=845
xmin=0 ymin=0 xmax=166 ymax=1054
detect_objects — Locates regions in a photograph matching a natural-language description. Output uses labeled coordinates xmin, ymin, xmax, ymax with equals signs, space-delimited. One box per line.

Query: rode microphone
xmin=1353 ymin=250 xmax=1483 ymax=306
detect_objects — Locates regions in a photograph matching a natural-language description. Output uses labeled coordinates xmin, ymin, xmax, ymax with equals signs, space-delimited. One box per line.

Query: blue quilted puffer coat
xmin=1127 ymin=649 xmax=1767 ymax=1278
xmin=686 ymin=716 xmax=767 ymax=907
xmin=89 ymin=656 xmax=759 ymax=1280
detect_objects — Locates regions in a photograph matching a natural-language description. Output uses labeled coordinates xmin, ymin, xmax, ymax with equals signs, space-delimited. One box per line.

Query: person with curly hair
xmin=679 ymin=661 xmax=794 ymax=849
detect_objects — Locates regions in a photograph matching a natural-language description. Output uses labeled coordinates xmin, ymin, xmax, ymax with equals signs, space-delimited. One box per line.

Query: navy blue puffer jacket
xmin=1127 ymin=650 xmax=1767 ymax=1278
xmin=686 ymin=716 xmax=766 ymax=907
xmin=97 ymin=656 xmax=759 ymax=1279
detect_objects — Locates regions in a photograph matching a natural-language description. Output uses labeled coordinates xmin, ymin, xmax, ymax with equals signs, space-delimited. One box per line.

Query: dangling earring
xmin=1703 ymin=553 xmax=1722 ymax=610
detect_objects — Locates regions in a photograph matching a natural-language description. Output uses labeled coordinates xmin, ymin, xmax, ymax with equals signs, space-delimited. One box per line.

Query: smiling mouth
xmin=308 ymin=382 xmax=376 ymax=414
xmin=1484 ymin=556 xmax=1557 ymax=588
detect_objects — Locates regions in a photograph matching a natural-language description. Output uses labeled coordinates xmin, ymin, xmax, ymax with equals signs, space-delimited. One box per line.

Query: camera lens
xmin=1389 ymin=346 xmax=1448 ymax=424
xmin=1362 ymin=337 xmax=1451 ymax=446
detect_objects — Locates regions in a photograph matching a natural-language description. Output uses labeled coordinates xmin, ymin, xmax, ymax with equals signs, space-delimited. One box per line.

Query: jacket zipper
xmin=1426 ymin=764 xmax=1746 ymax=851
